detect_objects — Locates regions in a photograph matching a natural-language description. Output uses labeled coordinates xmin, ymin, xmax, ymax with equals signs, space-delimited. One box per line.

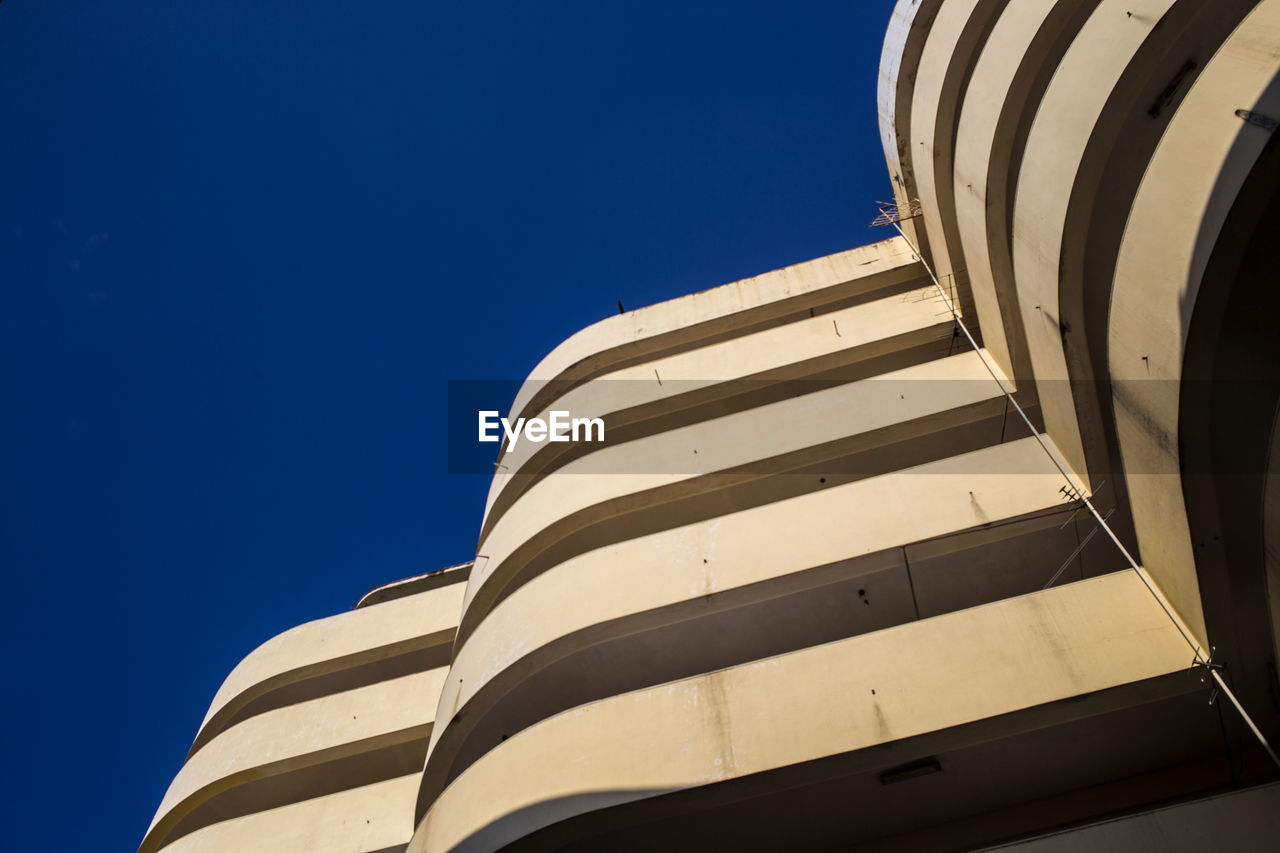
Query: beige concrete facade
xmin=140 ymin=566 xmax=469 ymax=853
xmin=144 ymin=2 xmax=1280 ymax=851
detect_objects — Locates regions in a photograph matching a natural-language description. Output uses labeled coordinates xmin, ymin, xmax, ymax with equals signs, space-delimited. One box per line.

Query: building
xmin=141 ymin=1 xmax=1280 ymax=850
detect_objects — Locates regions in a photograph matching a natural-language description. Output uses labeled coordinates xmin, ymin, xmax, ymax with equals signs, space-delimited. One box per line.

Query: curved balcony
xmin=156 ymin=775 xmax=418 ymax=853
xmin=142 ymin=574 xmax=467 ymax=853
xmin=188 ymin=580 xmax=463 ymax=757
xmin=478 ymin=280 xmax=944 ymax=542
xmin=1108 ymin=0 xmax=1280 ymax=658
xmin=459 ymin=350 xmax=1018 ymax=651
xmin=418 ymin=436 xmax=1105 ymax=817
xmin=951 ymin=0 xmax=1098 ymax=387
xmin=501 ymin=239 xmax=921 ymax=428
xmin=142 ymin=669 xmax=445 ymax=853
xmin=411 ymin=572 xmax=1190 ymax=853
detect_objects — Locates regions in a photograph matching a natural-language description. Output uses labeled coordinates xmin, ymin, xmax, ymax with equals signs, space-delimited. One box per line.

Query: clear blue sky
xmin=0 ymin=1 xmax=896 ymax=848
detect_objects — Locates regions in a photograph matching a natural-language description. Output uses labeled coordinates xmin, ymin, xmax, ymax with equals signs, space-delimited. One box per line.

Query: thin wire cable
xmin=1044 ymin=508 xmax=1113 ymax=590
xmin=885 ymin=213 xmax=1280 ymax=769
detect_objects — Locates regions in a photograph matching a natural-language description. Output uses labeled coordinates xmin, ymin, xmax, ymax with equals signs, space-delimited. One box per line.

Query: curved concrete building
xmin=144 ymin=2 xmax=1280 ymax=850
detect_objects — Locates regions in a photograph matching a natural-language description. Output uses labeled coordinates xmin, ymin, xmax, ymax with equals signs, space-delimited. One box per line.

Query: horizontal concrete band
xmin=142 ymin=668 xmax=447 ymax=853
xmin=414 ymin=571 xmax=1192 ymax=853
xmin=354 ymin=562 xmax=473 ymax=609
xmin=197 ymin=583 xmax=465 ymax=741
xmin=480 ymin=281 xmax=950 ymax=541
xmin=157 ymin=774 xmax=420 ymax=853
xmin=460 ymin=350 xmax=1017 ymax=650
xmin=157 ymin=737 xmax=428 ymax=853
xmin=189 ymin=628 xmax=454 ymax=758
xmin=418 ymin=437 xmax=1114 ymax=814
xmin=505 ymin=238 xmax=922 ymax=427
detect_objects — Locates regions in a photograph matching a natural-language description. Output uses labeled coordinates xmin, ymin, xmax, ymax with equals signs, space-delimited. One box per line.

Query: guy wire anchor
xmin=1190 ymin=645 xmax=1280 ymax=768
xmin=1057 ymin=482 xmax=1088 ymax=506
xmin=1192 ymin=646 xmax=1227 ymax=706
xmin=1058 ymin=480 xmax=1106 ymax=530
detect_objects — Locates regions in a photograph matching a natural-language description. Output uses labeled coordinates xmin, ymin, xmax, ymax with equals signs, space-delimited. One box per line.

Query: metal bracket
xmin=1191 ymin=646 xmax=1226 ymax=705
xmin=1057 ymin=483 xmax=1088 ymax=506
xmin=870 ymin=200 xmax=923 ymax=227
